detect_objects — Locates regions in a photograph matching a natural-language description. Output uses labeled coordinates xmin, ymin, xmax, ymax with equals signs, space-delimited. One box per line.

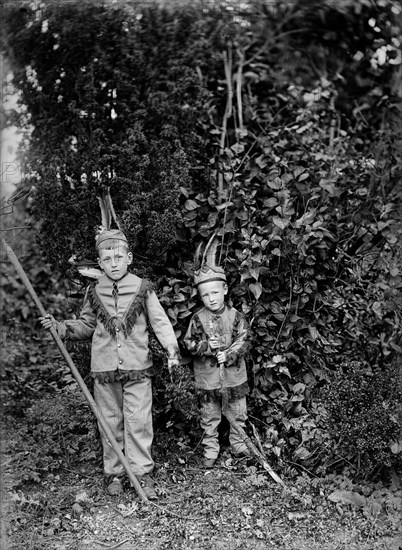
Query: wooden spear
xmin=219 ymin=363 xmax=285 ymax=486
xmin=1 ymin=236 xmax=149 ymax=503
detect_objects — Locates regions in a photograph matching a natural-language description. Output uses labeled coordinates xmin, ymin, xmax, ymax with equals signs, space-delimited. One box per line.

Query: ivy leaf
xmin=249 ymin=267 xmax=260 ymax=280
xmin=305 ymin=255 xmax=316 ymax=265
xmin=184 ymin=199 xmax=199 ymax=211
xmin=216 ymin=201 xmax=234 ymax=211
xmin=256 ymin=155 xmax=268 ymax=169
xmin=249 ymin=282 xmax=263 ymax=300
xmin=292 ymin=382 xmax=306 ymax=393
xmin=263 ymin=197 xmax=279 ymax=209
xmin=271 ymin=302 xmax=282 ymax=313
xmin=319 ymin=179 xmax=339 ymax=196
xmin=272 ymin=216 xmax=289 ymax=229
xmin=167 ymin=307 xmax=178 ymax=322
xmin=390 ymin=441 xmax=401 ymax=454
xmin=172 ymin=293 xmax=186 ymax=302
xmin=279 ymin=365 xmax=291 ymax=377
xmin=294 ymin=447 xmax=311 ymax=460
xmin=231 ymin=143 xmax=245 ymax=154
xmin=268 ymin=178 xmax=282 ymax=190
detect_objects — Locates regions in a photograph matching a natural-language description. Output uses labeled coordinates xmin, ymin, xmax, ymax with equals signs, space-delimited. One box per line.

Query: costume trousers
xmin=200 ymin=396 xmax=248 ymax=459
xmin=93 ymin=377 xmax=154 ymax=478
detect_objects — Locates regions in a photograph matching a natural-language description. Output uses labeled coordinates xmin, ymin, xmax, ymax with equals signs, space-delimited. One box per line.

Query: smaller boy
xmin=184 ymin=264 xmax=250 ymax=468
xmin=40 ymin=229 xmax=179 ymax=499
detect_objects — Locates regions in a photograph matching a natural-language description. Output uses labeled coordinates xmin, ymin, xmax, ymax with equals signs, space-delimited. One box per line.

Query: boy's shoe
xmin=107 ymin=476 xmax=124 ymax=496
xmin=140 ymin=474 xmax=157 ymax=500
xmin=202 ymin=458 xmax=216 ymax=469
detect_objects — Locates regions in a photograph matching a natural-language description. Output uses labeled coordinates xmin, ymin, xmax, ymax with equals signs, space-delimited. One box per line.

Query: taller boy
xmin=40 ymin=229 xmax=179 ymax=499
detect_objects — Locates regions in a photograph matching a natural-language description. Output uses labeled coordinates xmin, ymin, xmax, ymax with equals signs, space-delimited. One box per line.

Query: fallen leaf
xmin=287 ymin=512 xmax=305 ymax=520
xmin=328 ymin=490 xmax=366 ymax=507
xmin=242 ymin=506 xmax=254 ymax=517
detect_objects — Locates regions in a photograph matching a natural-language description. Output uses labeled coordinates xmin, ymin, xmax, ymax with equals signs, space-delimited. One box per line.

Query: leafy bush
xmin=322 ymin=360 xmax=402 ymax=478
xmin=3 ymin=0 xmax=401 ymax=479
xmin=8 ymin=386 xmax=100 ymax=485
xmin=0 ymin=334 xmax=79 ymax=416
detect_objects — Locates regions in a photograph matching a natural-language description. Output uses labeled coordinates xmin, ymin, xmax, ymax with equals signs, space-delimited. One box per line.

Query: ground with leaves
xmin=0 ymin=335 xmax=401 ymax=550
xmin=1 ymin=420 xmax=401 ymax=550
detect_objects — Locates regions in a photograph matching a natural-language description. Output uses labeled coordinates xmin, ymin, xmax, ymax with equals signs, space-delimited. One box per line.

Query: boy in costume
xmin=184 ymin=263 xmax=250 ymax=468
xmin=39 ymin=229 xmax=179 ymax=499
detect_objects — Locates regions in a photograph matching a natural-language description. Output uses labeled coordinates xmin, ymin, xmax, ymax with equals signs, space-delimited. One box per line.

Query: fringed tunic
xmin=184 ymin=305 xmax=250 ymax=402
xmin=56 ymin=273 xmax=178 ymax=382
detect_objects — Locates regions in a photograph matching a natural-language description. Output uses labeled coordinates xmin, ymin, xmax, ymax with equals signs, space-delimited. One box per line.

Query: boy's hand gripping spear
xmin=1 ymin=237 xmax=150 ymax=503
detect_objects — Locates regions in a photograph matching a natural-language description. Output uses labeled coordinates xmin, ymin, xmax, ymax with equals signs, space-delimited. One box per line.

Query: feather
xmin=98 ymin=187 xmax=111 ymax=230
xmin=194 ymin=242 xmax=204 ymax=270
xmin=77 ymin=266 xmax=103 ymax=279
xmin=69 ymin=255 xmax=103 ymax=279
xmin=105 ymin=187 xmax=121 ymax=230
xmin=202 ymin=232 xmax=220 ymax=267
xmin=98 ymin=196 xmax=110 ymax=230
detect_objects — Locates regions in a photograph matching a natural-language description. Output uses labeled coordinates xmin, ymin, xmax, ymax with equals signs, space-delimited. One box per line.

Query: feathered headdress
xmin=193 ymin=233 xmax=226 ymax=287
xmin=69 ymin=185 xmax=124 ymax=279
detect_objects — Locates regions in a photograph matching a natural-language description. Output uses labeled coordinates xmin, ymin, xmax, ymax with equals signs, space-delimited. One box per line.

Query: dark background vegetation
xmin=1 ymin=0 xmax=401 ymax=490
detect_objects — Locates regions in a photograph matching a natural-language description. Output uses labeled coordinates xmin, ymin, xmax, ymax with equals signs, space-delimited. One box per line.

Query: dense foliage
xmin=2 ymin=0 xmax=401 ymax=479
xmin=323 ymin=361 xmax=401 ymax=478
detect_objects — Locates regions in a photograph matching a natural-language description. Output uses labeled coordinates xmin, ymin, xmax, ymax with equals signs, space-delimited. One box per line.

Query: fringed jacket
xmin=56 ymin=273 xmax=178 ymax=381
xmin=184 ymin=305 xmax=249 ymax=400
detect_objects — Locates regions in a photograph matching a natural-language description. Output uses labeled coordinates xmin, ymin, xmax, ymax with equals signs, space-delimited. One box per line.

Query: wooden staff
xmin=1 ymin=236 xmax=149 ymax=503
xmin=219 ymin=363 xmax=285 ymax=486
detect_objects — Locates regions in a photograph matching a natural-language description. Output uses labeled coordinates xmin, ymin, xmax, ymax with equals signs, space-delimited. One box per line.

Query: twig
xmin=250 ymin=422 xmax=265 ymax=456
xmin=248 ymin=414 xmax=272 ymax=430
xmin=225 ymin=407 xmax=284 ymax=486
xmin=218 ymin=43 xmax=233 ymax=200
xmin=190 ymin=432 xmax=205 ymax=455
xmin=236 ymin=47 xmax=244 ymax=132
xmin=56 ymin=494 xmax=70 ymax=506
xmin=218 ymin=171 xmax=234 ymax=266
xmin=328 ymin=94 xmax=337 ymax=154
xmin=284 ymin=460 xmax=320 ymax=479
xmin=246 ymin=25 xmax=312 ymax=66
xmin=1 ymin=226 xmax=30 ymax=231
xmin=325 ymin=453 xmax=357 ymax=470
xmin=94 ymin=539 xmax=132 ymax=549
xmin=270 ymin=278 xmax=293 ymax=353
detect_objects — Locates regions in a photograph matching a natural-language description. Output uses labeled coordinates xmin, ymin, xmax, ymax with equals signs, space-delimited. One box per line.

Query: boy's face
xmin=98 ymin=244 xmax=132 ymax=281
xmin=198 ymin=280 xmax=227 ymax=312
